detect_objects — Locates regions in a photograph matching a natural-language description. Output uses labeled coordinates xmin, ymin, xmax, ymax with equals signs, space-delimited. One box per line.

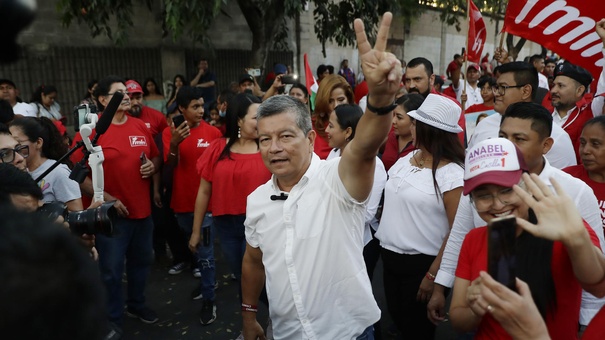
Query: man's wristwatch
xmin=366 ymin=95 xmax=397 ymax=115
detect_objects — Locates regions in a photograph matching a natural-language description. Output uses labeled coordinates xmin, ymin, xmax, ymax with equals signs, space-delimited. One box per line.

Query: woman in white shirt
xmin=30 ymin=85 xmax=63 ymax=121
xmin=376 ymin=94 xmax=465 ymax=338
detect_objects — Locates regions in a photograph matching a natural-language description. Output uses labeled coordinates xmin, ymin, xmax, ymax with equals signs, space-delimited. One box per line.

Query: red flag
xmin=304 ymin=53 xmax=318 ymax=111
xmin=467 ymin=0 xmax=487 ymax=63
xmin=504 ymin=0 xmax=605 ymax=91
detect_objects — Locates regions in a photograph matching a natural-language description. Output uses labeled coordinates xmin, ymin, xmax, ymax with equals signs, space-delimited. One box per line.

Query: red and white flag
xmin=504 ymin=0 xmax=605 ymax=91
xmin=467 ymin=0 xmax=487 ymax=63
xmin=304 ymin=53 xmax=318 ymax=111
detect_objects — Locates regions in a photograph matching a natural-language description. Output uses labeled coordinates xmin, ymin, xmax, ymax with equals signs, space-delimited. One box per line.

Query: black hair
xmin=545 ymin=58 xmax=557 ymax=66
xmin=529 ymin=54 xmax=544 ymax=64
xmin=516 ymin=210 xmax=556 ymax=319
xmin=0 ymin=163 xmax=43 ymax=205
xmin=142 ymin=77 xmax=162 ymax=96
xmin=220 ymin=93 xmax=261 ymax=160
xmin=407 ymin=57 xmax=434 ymax=76
xmin=583 ymin=115 xmax=605 ymax=132
xmin=478 ymin=75 xmax=497 ymax=88
xmin=83 ymin=79 xmax=98 ymax=100
xmin=289 ymin=83 xmax=309 ymax=98
xmin=173 ymin=74 xmax=188 ymax=86
xmin=501 ymin=102 xmax=553 ymax=140
xmin=413 ymin=119 xmax=465 ymax=199
xmin=327 ymin=65 xmax=335 ymax=74
xmin=333 ymin=104 xmax=363 ymax=141
xmin=497 ymin=62 xmax=539 ymax=100
xmin=454 ymin=54 xmax=461 ymax=59
xmin=175 ymin=86 xmax=200 ymax=110
xmin=395 ymin=93 xmax=424 ymax=112
xmin=30 ymin=85 xmax=58 ymax=104
xmin=0 ymin=100 xmax=14 ymax=124
xmin=433 ymin=76 xmax=445 ymax=89
xmin=218 ymin=89 xmax=236 ymax=105
xmin=93 ymin=75 xmax=125 ymax=111
xmin=0 ymin=205 xmax=106 ymax=340
xmin=316 ymin=64 xmax=327 ymax=78
xmin=10 ymin=117 xmax=71 ymax=167
xmin=0 ymin=123 xmax=9 ymax=134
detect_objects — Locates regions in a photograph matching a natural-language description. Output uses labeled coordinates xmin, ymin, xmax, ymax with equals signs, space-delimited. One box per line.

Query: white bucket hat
xmin=407 ymin=94 xmax=463 ymax=133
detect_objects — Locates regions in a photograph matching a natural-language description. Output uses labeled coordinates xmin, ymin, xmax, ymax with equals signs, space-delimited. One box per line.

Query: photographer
xmin=0 ymin=163 xmax=97 ymax=257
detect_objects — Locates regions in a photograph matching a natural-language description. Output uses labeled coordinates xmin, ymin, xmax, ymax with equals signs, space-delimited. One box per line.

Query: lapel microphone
xmin=270 ymin=193 xmax=288 ymax=201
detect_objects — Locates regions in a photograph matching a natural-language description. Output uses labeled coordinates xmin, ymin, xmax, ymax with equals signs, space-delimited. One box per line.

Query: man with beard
xmin=125 ymin=80 xmax=168 ymax=139
xmin=404 ymin=57 xmax=466 ymax=143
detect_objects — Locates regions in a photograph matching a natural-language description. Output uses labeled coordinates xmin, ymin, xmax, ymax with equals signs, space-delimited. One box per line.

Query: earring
xmin=238 ymin=127 xmax=241 ymax=138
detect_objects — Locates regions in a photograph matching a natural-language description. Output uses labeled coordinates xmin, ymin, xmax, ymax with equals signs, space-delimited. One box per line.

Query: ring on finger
xmin=487 ymin=305 xmax=494 ymax=313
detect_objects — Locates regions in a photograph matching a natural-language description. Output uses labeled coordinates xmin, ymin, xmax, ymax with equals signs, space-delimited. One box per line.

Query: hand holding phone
xmin=487 ymin=215 xmax=517 ymax=291
xmin=140 ymin=151 xmax=147 ymax=165
xmin=172 ymin=114 xmax=185 ymax=128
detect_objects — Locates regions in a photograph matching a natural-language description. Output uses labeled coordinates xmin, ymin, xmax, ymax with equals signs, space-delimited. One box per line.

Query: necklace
xmin=414 ymin=151 xmax=432 ymax=168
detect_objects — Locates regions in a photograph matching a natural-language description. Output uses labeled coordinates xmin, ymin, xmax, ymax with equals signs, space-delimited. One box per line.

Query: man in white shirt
xmin=0 ymin=79 xmax=36 ymax=117
xmin=530 ymin=54 xmax=550 ymax=90
xmin=468 ymin=61 xmax=576 ymax=169
xmin=452 ymin=63 xmax=483 ymax=109
xmin=241 ymin=12 xmax=401 ymax=340
xmin=428 ymin=102 xmax=605 ymax=328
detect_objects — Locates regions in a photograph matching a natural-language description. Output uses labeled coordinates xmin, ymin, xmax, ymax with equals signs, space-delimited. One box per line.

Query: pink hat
xmin=125 ymin=80 xmax=143 ymax=94
xmin=463 ymin=138 xmax=527 ymax=195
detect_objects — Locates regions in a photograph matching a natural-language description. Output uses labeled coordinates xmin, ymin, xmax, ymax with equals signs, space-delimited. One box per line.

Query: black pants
xmin=151 ymin=189 xmax=192 ymax=265
xmin=381 ymin=248 xmax=436 ymax=339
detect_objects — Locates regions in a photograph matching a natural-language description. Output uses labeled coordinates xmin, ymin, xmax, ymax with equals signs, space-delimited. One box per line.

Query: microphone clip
xmin=270 ymin=193 xmax=288 ymax=201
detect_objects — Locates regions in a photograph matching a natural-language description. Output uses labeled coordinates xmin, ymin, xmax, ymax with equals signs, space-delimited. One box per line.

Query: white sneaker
xmin=168 ymin=262 xmax=187 ymax=275
xmin=192 ymin=268 xmax=201 ymax=278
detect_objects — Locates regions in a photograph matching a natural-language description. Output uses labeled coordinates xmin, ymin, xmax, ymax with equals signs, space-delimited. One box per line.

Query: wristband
xmin=426 ymin=272 xmax=436 ymax=281
xmin=241 ymin=303 xmax=258 ymax=313
xmin=366 ymin=95 xmax=397 ymax=115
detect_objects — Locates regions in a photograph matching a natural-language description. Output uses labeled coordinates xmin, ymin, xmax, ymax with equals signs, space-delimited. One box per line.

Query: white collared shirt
xmin=469 ymin=112 xmax=577 ymax=169
xmin=245 ymin=154 xmax=380 ymax=339
xmin=435 ymin=158 xmax=605 ymax=324
xmin=552 ymin=107 xmax=575 ymax=126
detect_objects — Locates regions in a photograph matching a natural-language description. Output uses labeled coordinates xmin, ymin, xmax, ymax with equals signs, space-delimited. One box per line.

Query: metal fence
xmin=0 ymin=47 xmax=293 ymax=125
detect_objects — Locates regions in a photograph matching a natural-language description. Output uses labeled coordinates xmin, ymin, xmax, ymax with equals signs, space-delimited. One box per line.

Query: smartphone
xmin=172 ymin=114 xmax=185 ymax=128
xmin=487 ymin=215 xmax=517 ymax=291
xmin=281 ymin=75 xmax=296 ymax=84
xmin=73 ymin=104 xmax=90 ymax=132
xmin=140 ymin=151 xmax=147 ymax=165
xmin=248 ymin=68 xmax=261 ymax=77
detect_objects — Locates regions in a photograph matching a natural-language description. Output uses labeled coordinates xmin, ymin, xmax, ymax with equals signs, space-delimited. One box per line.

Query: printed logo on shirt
xmin=197 ymin=138 xmax=210 ymax=148
xmin=145 ymin=123 xmax=151 ymax=129
xmin=129 ymin=136 xmax=148 ymax=147
xmin=599 ymin=200 xmax=605 ymax=227
xmin=38 ymin=179 xmax=50 ymax=193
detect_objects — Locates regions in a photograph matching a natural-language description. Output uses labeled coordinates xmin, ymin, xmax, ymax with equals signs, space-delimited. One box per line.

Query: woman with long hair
xmin=143 ymin=77 xmax=167 ymax=114
xmin=167 ymin=74 xmax=188 ymax=108
xmin=81 ymin=79 xmax=98 ymax=107
xmin=312 ymin=74 xmax=354 ymax=159
xmin=376 ymin=94 xmax=465 ymax=339
xmin=9 ymin=117 xmax=82 ymax=211
xmin=30 ymin=85 xmax=63 ymax=121
xmin=190 ymin=92 xmax=271 ymax=300
xmin=381 ymin=93 xmax=424 ymax=171
xmin=450 ymin=138 xmax=605 ymax=339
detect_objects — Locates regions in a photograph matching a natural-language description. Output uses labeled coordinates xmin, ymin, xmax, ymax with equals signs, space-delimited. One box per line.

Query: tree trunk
xmin=237 ymin=0 xmax=286 ymax=77
xmin=506 ymin=34 xmax=527 ymax=61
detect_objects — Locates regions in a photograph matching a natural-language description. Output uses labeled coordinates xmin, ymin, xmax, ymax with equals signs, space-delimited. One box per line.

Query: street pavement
xmin=122 ymin=246 xmax=457 ymax=340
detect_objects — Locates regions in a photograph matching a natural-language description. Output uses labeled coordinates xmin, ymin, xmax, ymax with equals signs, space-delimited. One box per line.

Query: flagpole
xmin=499 ymin=31 xmax=506 ymax=51
xmin=463 ymin=0 xmax=470 ymax=113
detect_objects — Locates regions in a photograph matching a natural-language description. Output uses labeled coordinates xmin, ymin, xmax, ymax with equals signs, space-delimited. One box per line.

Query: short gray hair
xmin=257 ymin=95 xmax=312 ymax=136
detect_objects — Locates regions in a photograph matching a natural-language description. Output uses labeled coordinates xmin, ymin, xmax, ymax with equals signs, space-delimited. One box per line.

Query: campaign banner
xmin=466 ymin=109 xmax=497 ymax=144
xmin=467 ymin=0 xmax=487 ymax=63
xmin=504 ymin=0 xmax=604 ymax=91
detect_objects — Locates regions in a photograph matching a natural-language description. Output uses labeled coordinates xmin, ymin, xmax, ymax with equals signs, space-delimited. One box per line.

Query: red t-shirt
xmin=381 ymin=129 xmax=415 ymax=172
xmin=161 ymin=122 xmax=222 ymax=213
xmin=446 ymin=60 xmax=459 ymax=79
xmin=70 ymin=117 xmax=159 ymax=219
xmin=129 ymin=106 xmax=168 ymax=139
xmin=313 ymin=128 xmax=332 ymax=160
xmin=583 ymin=303 xmax=605 ymax=339
xmin=466 ymin=103 xmax=494 ymax=114
xmin=354 ymin=80 xmax=368 ymax=104
xmin=197 ymin=138 xmax=271 ymax=216
xmin=564 ymin=165 xmax=605 ymax=230
xmin=456 ymin=224 xmax=600 ymax=340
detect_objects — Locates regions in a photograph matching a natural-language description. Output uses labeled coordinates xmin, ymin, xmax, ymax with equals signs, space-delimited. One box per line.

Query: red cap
xmin=125 ymin=80 xmax=143 ymax=94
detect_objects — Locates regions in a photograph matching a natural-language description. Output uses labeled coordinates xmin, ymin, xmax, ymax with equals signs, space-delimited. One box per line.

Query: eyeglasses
xmin=0 ymin=145 xmax=29 ymax=163
xmin=492 ymin=84 xmax=528 ymax=96
xmin=107 ymin=90 xmax=129 ymax=96
xmin=470 ymin=187 xmax=520 ymax=212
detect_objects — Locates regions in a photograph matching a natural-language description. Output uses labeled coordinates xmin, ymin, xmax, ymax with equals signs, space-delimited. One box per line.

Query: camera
xmin=38 ymin=201 xmax=118 ymax=236
xmin=73 ymin=103 xmax=98 ymax=132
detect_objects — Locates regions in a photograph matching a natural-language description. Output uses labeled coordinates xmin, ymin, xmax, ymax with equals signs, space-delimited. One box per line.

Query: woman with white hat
xmin=376 ymin=94 xmax=465 ymax=338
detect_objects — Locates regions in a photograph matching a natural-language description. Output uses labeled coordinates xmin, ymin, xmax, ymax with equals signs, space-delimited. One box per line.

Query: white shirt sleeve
xmin=365 ymin=158 xmax=386 ymax=225
xmin=435 ymin=194 xmax=475 ymax=287
xmin=546 ymin=124 xmax=577 ymax=169
xmin=591 ymin=49 xmax=605 ymax=117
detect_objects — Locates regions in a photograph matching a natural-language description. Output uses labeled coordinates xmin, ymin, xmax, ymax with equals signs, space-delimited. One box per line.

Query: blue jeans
xmin=96 ymin=216 xmax=154 ymax=325
xmin=356 ymin=326 xmax=374 ymax=340
xmin=214 ymin=214 xmax=247 ymax=300
xmin=175 ymin=212 xmax=215 ymax=301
